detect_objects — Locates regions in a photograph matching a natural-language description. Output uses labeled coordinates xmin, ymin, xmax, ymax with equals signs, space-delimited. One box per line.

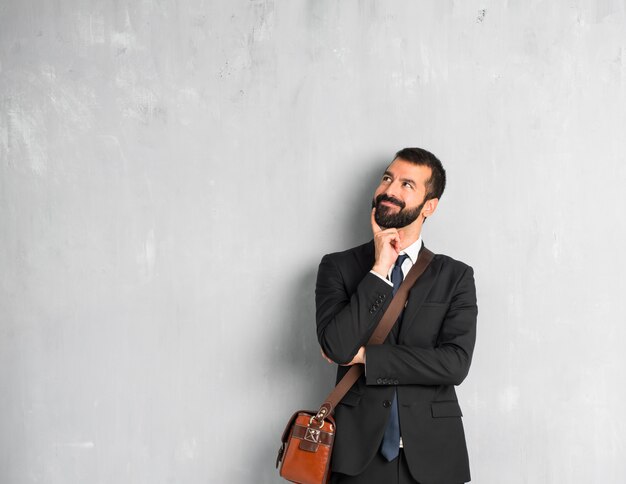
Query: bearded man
xmin=316 ymin=147 xmax=478 ymax=484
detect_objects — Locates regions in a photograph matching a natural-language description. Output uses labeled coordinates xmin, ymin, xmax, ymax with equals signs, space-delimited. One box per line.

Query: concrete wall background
xmin=2 ymin=1 xmax=626 ymax=482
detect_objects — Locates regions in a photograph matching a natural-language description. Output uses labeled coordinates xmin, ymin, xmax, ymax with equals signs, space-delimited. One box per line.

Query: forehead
xmin=385 ymin=159 xmax=432 ymax=186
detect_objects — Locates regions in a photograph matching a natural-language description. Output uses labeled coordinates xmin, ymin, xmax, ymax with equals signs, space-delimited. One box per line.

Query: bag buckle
xmin=310 ymin=402 xmax=331 ymax=428
xmin=304 ymin=427 xmax=321 ymax=443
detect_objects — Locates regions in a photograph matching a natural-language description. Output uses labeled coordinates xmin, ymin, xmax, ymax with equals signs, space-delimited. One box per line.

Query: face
xmin=372 ymin=159 xmax=435 ymax=229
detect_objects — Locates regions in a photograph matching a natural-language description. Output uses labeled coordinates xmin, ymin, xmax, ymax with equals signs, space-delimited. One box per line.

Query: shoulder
xmin=317 ymin=241 xmax=374 ymax=279
xmin=322 ymin=240 xmax=373 ymax=263
xmin=431 ymin=251 xmax=475 ymax=277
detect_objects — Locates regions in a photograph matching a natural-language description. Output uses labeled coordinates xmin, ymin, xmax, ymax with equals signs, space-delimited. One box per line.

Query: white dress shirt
xmin=369 ymin=236 xmax=423 ymax=286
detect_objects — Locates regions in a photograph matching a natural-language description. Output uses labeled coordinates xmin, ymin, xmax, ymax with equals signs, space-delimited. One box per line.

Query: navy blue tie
xmin=380 ymin=254 xmax=409 ymax=461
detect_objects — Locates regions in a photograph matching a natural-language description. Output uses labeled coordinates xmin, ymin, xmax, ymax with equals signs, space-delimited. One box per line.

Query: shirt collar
xmin=399 ymin=236 xmax=423 ymax=265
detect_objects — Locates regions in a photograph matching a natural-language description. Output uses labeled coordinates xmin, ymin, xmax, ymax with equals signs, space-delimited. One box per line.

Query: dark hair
xmin=394 ymin=147 xmax=446 ymax=201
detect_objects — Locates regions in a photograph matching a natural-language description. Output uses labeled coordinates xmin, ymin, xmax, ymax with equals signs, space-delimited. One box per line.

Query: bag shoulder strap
xmin=311 ymin=247 xmax=435 ymax=425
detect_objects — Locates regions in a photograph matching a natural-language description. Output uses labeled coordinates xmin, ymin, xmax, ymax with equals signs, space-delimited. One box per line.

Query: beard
xmin=372 ymin=194 xmax=424 ymax=229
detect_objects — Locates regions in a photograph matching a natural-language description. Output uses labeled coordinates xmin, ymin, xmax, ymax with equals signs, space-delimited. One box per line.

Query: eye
xmin=382 ymin=175 xmax=392 ymax=182
xmin=402 ymin=182 xmax=413 ymax=189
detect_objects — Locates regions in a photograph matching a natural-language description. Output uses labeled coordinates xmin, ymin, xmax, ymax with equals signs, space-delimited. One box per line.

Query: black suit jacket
xmin=315 ymin=241 xmax=478 ymax=484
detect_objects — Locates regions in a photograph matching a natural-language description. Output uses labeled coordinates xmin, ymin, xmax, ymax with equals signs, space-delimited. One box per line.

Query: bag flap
xmin=281 ymin=410 xmax=313 ymax=443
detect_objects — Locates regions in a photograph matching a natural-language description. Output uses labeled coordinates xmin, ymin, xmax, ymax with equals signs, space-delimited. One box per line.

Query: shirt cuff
xmin=370 ymin=270 xmax=392 ymax=286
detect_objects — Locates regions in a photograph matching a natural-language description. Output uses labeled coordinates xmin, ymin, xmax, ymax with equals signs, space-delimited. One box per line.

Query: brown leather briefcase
xmin=277 ymin=410 xmax=336 ymax=484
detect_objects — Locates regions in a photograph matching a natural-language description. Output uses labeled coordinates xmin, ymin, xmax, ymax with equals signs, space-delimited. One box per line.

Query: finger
xmin=376 ymin=229 xmax=399 ymax=242
xmin=320 ymin=349 xmax=333 ymax=364
xmin=343 ymin=354 xmax=357 ymax=366
xmin=378 ymin=228 xmax=399 ymax=237
xmin=371 ymin=207 xmax=382 ymax=234
xmin=390 ymin=233 xmax=402 ymax=251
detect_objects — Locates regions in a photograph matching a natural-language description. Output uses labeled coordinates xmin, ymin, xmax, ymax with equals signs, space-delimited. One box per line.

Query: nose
xmin=383 ymin=181 xmax=402 ymax=200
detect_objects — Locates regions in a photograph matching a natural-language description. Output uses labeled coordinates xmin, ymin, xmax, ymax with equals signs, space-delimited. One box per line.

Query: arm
xmin=316 ymin=208 xmax=404 ymax=365
xmin=315 ymin=254 xmax=393 ymax=365
xmin=364 ymin=266 xmax=478 ymax=386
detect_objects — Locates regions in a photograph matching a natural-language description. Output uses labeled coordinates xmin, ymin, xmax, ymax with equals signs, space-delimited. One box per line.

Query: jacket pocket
xmin=338 ymin=390 xmax=362 ymax=407
xmin=431 ymin=400 xmax=463 ymax=418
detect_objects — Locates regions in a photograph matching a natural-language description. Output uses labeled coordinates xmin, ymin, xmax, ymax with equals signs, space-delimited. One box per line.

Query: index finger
xmin=371 ymin=207 xmax=382 ymax=234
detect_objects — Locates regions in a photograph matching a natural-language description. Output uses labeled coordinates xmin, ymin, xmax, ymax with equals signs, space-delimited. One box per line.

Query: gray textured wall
xmin=2 ymin=1 xmax=626 ymax=483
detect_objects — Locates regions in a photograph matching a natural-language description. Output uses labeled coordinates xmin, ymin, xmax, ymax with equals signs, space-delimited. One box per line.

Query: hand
xmin=320 ymin=347 xmax=365 ymax=366
xmin=371 ymin=208 xmax=401 ymax=277
xmin=342 ymin=346 xmax=365 ymax=366
xmin=320 ymin=349 xmax=334 ymax=364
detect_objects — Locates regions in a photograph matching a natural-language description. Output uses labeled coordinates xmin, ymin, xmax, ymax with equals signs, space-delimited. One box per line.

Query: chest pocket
xmin=401 ymin=302 xmax=449 ymax=345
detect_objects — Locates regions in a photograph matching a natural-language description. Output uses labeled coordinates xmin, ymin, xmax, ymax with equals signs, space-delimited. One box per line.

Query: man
xmin=316 ymin=148 xmax=478 ymax=484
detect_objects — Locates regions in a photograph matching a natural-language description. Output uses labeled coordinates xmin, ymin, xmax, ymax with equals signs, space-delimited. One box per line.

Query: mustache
xmin=373 ymin=194 xmax=405 ymax=210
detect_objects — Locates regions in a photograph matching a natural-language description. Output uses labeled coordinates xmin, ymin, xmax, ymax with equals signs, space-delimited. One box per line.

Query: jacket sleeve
xmin=364 ymin=266 xmax=478 ymax=386
xmin=315 ymin=253 xmax=394 ymax=365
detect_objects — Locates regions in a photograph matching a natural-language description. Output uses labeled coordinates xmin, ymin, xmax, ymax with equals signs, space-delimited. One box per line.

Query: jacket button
xmin=383 ymin=400 xmax=391 ymax=408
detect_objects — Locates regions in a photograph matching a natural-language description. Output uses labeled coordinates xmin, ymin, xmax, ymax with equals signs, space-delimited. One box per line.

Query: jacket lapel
xmin=398 ymin=254 xmax=442 ymax=340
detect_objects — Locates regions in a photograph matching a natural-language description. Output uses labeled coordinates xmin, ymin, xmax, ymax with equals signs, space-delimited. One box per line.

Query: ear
xmin=421 ymin=198 xmax=439 ymax=218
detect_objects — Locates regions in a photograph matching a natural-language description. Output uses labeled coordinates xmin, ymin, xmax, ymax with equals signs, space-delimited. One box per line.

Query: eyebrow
xmin=384 ymin=171 xmax=416 ymax=186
